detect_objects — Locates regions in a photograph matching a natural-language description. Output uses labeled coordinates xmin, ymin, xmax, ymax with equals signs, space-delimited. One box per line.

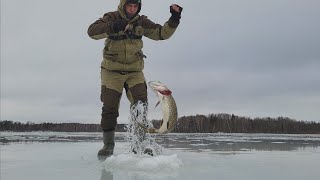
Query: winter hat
xmin=126 ymin=0 xmax=141 ymax=5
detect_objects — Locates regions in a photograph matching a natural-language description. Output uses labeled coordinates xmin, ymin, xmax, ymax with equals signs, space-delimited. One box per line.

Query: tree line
xmin=0 ymin=121 xmax=126 ymax=132
xmin=1 ymin=113 xmax=320 ymax=134
xmin=169 ymin=114 xmax=320 ymax=134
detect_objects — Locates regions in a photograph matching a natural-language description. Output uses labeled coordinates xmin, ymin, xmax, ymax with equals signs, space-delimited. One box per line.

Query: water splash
xmin=125 ymin=101 xmax=163 ymax=156
xmin=104 ymin=102 xmax=183 ymax=176
xmin=103 ymin=154 xmax=182 ymax=178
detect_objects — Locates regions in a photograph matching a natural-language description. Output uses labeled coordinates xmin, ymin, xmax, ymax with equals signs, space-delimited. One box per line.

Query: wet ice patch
xmin=103 ymin=154 xmax=182 ymax=177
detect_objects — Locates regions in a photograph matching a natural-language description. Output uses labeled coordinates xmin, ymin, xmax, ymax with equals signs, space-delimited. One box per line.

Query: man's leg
xmin=98 ymin=85 xmax=122 ymax=156
xmin=125 ymin=81 xmax=148 ymax=142
xmin=125 ymin=71 xmax=148 ymax=130
xmin=100 ymin=85 xmax=122 ymax=132
xmin=125 ymin=71 xmax=148 ymax=106
xmin=98 ymin=69 xmax=125 ymax=156
xmin=125 ymin=72 xmax=153 ymax=155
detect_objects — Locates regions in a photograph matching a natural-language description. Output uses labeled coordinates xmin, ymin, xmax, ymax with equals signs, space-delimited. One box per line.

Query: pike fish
xmin=137 ymin=81 xmax=178 ymax=134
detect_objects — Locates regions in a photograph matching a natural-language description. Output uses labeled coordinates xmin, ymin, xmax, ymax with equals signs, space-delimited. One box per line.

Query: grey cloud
xmin=1 ymin=0 xmax=320 ymax=123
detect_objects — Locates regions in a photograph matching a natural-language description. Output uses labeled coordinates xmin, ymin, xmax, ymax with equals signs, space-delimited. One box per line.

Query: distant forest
xmin=1 ymin=113 xmax=320 ymax=134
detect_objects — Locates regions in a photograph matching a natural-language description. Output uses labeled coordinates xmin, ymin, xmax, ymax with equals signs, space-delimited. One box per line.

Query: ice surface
xmin=1 ymin=132 xmax=320 ymax=180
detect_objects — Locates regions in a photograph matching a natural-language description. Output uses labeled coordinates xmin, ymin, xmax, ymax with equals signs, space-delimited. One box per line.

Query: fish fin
xmin=154 ymin=101 xmax=160 ymax=108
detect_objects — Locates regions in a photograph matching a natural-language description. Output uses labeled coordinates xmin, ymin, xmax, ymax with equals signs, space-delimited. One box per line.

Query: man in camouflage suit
xmin=88 ymin=0 xmax=182 ymax=156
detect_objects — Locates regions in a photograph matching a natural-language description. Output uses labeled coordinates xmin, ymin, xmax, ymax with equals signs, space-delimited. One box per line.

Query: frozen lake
xmin=1 ymin=132 xmax=320 ymax=180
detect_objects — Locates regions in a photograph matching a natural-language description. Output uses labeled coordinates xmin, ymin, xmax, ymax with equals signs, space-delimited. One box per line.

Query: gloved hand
xmin=170 ymin=4 xmax=183 ymax=21
xmin=112 ymin=19 xmax=128 ymax=33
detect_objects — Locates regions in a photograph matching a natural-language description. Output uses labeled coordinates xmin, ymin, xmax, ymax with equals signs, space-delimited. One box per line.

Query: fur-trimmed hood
xmin=118 ymin=0 xmax=141 ymax=21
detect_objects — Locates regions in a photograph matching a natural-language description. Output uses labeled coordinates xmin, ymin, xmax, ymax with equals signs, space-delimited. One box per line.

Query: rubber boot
xmin=98 ymin=131 xmax=115 ymax=157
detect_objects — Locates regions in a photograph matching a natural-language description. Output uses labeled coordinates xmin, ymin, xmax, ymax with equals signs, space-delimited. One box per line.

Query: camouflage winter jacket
xmin=87 ymin=0 xmax=180 ymax=71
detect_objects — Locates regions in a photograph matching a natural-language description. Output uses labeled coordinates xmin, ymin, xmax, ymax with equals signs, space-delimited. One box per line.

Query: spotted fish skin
xmin=138 ymin=81 xmax=178 ymax=134
xmin=155 ymin=93 xmax=177 ymax=133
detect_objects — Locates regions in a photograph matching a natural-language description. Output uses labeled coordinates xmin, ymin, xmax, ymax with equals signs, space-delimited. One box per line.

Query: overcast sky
xmin=1 ymin=0 xmax=320 ymax=124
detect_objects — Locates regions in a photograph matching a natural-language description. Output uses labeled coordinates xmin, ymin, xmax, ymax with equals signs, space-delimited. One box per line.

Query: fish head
xmin=148 ymin=81 xmax=172 ymax=96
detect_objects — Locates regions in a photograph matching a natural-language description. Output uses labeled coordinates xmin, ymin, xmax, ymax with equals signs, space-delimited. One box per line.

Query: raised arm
xmin=143 ymin=4 xmax=183 ymax=41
